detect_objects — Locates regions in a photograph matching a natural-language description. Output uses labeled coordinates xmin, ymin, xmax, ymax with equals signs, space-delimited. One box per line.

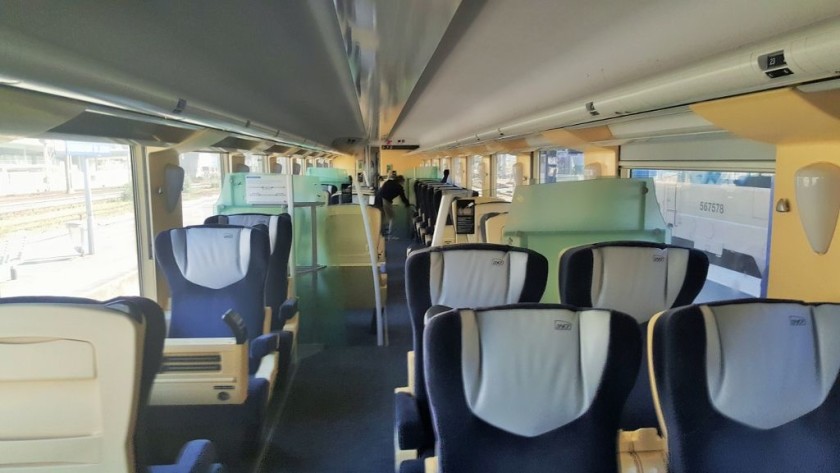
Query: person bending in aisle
xmin=379 ymin=170 xmax=410 ymax=238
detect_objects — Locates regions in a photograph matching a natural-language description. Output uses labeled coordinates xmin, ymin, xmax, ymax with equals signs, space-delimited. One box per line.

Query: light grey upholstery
xmin=590 ymin=246 xmax=689 ymax=323
xmin=429 ymin=250 xmax=527 ymax=308
xmin=222 ymin=214 xmax=278 ymax=254
xmin=460 ymin=308 xmax=611 ymax=437
xmin=702 ymin=303 xmax=840 ymax=429
xmin=170 ymin=227 xmax=252 ymax=289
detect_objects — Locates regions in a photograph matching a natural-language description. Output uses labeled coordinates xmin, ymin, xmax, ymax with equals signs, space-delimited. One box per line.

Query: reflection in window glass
xmin=631 ymin=169 xmax=773 ymax=300
xmin=539 ymin=148 xmax=583 ymax=183
xmin=494 ymin=153 xmax=518 ymax=201
xmin=0 ymin=139 xmax=139 ymax=299
xmin=180 ymin=152 xmax=222 ymax=226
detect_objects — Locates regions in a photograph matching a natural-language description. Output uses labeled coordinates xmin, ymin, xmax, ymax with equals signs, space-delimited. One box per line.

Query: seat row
xmin=0 ymin=211 xmax=299 ymax=470
xmin=0 ymin=296 xmax=225 ymax=473
xmin=411 ymin=179 xmax=477 ymax=246
xmin=396 ymin=242 xmax=840 ymax=473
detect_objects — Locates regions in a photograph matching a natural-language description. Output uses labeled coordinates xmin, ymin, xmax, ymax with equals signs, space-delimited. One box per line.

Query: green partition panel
xmin=503 ymin=178 xmax=669 ymax=302
xmin=215 ymin=173 xmax=326 ymax=266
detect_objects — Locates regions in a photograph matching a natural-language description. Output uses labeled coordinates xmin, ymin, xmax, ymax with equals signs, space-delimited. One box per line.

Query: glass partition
xmin=504 ymin=178 xmax=668 ymax=302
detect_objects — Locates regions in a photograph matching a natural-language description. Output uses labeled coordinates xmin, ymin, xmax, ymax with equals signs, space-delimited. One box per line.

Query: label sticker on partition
xmin=455 ymin=199 xmax=476 ymax=234
xmin=245 ymin=175 xmax=289 ymax=204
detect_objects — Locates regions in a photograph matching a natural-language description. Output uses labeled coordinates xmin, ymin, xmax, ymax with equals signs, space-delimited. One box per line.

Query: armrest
xmin=249 ymin=333 xmax=280 ymax=366
xmin=150 ymin=338 xmax=249 ymax=406
xmin=171 ymin=439 xmax=219 ymax=473
xmin=394 ymin=391 xmax=428 ymax=451
xmin=279 ymin=298 xmax=299 ymax=325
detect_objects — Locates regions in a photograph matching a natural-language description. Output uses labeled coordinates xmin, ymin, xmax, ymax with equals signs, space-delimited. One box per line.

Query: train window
xmin=539 ymin=148 xmax=583 ymax=183
xmin=631 ymin=169 xmax=773 ymax=299
xmin=180 ymin=152 xmax=223 ymax=226
xmin=470 ymin=155 xmax=488 ymax=196
xmin=494 ymin=153 xmax=518 ymax=201
xmin=0 ymin=139 xmax=140 ymax=299
xmin=245 ymin=153 xmax=266 ymax=173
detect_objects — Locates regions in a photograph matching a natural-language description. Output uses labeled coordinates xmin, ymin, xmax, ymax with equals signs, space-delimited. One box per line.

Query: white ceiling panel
xmin=392 ymin=0 xmax=840 ymax=147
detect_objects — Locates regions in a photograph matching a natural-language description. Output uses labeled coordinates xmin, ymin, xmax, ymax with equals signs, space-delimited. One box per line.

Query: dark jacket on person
xmin=378 ymin=179 xmax=410 ymax=206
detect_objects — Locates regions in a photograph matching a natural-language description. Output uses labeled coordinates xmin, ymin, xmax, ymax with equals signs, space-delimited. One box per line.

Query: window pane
xmin=470 ymin=155 xmax=486 ymax=196
xmin=180 ymin=152 xmax=222 ymax=226
xmin=495 ymin=153 xmax=518 ymax=201
xmin=0 ymin=139 xmax=139 ymax=299
xmin=631 ymin=169 xmax=773 ymax=300
xmin=539 ymin=148 xmax=583 ymax=183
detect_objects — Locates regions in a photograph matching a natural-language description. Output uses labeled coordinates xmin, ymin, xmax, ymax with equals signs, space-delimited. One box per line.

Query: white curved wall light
xmin=794 ymin=162 xmax=840 ymax=254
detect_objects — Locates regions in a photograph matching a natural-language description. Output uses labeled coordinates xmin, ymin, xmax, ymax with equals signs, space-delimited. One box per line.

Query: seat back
xmin=155 ymin=225 xmax=270 ymax=342
xmin=425 ymin=304 xmax=640 ymax=473
xmin=559 ymin=241 xmax=708 ymax=430
xmin=406 ymin=244 xmax=548 ymax=406
xmin=204 ymin=214 xmax=292 ymax=327
xmin=481 ymin=212 xmax=508 ymax=244
xmin=0 ymin=297 xmax=152 ymax=472
xmin=469 ymin=201 xmax=510 ymax=243
xmin=650 ymin=300 xmax=840 ymax=473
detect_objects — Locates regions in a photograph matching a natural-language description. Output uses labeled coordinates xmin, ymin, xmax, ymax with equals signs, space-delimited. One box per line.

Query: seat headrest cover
xmin=170 ymin=227 xmax=252 ymax=289
xmin=429 ymin=249 xmax=527 ymax=307
xmin=461 ymin=308 xmax=611 ymax=437
xmin=223 ymin=214 xmax=278 ymax=254
xmin=590 ymin=246 xmax=690 ymax=322
xmin=703 ymin=302 xmax=840 ymax=429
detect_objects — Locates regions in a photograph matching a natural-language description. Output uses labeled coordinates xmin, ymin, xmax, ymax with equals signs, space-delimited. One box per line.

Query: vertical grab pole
xmin=286 ymin=173 xmax=297 ymax=300
xmin=355 ymin=168 xmax=386 ymax=346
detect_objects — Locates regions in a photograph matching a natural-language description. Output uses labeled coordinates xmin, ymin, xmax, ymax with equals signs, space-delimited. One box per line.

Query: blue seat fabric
xmin=424 ymin=304 xmax=641 ymax=473
xmin=651 ymin=299 xmax=840 ymax=473
xmin=204 ymin=214 xmax=295 ymax=331
xmin=399 ymin=244 xmax=548 ymax=456
xmin=559 ymin=241 xmax=708 ymax=431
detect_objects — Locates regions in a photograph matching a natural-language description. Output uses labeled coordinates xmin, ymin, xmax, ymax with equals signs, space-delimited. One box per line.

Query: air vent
xmin=161 ymin=354 xmax=222 ymax=373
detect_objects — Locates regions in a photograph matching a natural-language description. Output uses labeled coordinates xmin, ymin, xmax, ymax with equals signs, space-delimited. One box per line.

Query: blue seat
xmin=650 ymin=299 xmax=840 ymax=473
xmin=204 ymin=214 xmax=298 ymax=371
xmin=204 ymin=213 xmax=296 ymax=332
xmin=0 ymin=296 xmax=225 ymax=473
xmin=395 ymin=243 xmax=548 ymax=469
xmin=559 ymin=241 xmax=708 ymax=431
xmin=423 ymin=304 xmax=641 ymax=473
xmin=150 ymin=225 xmax=278 ymax=464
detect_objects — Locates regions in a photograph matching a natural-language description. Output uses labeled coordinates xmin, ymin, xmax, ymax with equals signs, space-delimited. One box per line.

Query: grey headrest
xmin=460 ymin=307 xmax=611 ymax=437
xmin=703 ymin=302 xmax=840 ymax=429
xmin=223 ymin=214 xmax=278 ymax=254
xmin=588 ymin=246 xmax=690 ymax=323
xmin=429 ymin=249 xmax=528 ymax=307
xmin=170 ymin=227 xmax=252 ymax=289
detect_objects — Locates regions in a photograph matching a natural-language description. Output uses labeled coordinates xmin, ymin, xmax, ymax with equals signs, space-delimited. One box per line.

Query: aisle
xmin=259 ymin=239 xmax=414 ymax=472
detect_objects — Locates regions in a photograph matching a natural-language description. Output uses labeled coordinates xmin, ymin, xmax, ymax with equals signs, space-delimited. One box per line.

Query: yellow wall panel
xmin=380 ymin=149 xmax=426 ymax=175
xmin=769 ymin=141 xmax=840 ymax=301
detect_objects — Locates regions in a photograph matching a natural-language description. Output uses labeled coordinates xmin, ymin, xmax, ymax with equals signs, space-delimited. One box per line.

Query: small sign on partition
xmin=455 ymin=199 xmax=476 ymax=234
xmin=245 ymin=175 xmax=289 ymax=204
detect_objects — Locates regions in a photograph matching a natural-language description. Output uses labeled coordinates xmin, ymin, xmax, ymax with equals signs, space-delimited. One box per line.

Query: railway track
xmin=0 ymin=189 xmax=124 ymax=215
